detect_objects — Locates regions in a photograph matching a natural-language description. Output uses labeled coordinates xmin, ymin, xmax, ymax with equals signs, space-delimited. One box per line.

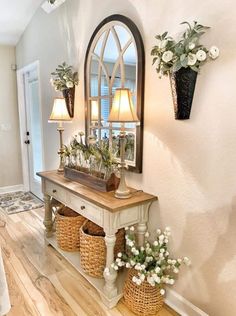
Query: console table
xmin=37 ymin=170 xmax=157 ymax=308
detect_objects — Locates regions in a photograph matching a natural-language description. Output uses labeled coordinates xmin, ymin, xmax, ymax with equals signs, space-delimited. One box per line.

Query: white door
xmin=17 ymin=62 xmax=44 ymax=199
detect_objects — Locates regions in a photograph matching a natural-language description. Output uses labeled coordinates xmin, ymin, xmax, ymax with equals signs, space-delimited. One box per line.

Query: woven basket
xmin=123 ymin=269 xmax=164 ymax=316
xmin=56 ymin=206 xmax=86 ymax=252
xmin=80 ymin=220 xmax=125 ymax=278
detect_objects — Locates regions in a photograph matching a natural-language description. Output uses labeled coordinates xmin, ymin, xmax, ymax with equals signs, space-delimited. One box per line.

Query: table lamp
xmin=49 ymin=97 xmax=72 ymax=172
xmin=108 ymin=88 xmax=139 ymax=199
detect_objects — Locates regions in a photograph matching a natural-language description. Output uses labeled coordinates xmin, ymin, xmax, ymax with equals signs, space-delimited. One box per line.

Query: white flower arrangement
xmin=107 ymin=226 xmax=191 ymax=295
xmin=50 ymin=62 xmax=78 ymax=91
xmin=151 ymin=21 xmax=219 ymax=77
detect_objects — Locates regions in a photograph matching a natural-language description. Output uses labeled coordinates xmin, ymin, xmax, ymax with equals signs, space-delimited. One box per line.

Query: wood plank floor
xmin=0 ymin=208 xmax=179 ymax=316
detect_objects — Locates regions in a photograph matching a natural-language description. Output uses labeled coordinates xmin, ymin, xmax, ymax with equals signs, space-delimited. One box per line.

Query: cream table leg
xmin=43 ymin=194 xmax=53 ymax=238
xmin=103 ymin=233 xmax=118 ymax=299
xmin=137 ymin=204 xmax=150 ymax=247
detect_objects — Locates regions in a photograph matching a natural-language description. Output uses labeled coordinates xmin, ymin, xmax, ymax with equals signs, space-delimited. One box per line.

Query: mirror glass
xmin=85 ymin=15 xmax=144 ymax=172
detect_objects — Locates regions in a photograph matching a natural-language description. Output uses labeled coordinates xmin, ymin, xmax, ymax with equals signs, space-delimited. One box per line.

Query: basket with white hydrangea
xmin=50 ymin=62 xmax=78 ymax=117
xmin=151 ymin=21 xmax=219 ymax=120
xmin=105 ymin=226 xmax=190 ymax=316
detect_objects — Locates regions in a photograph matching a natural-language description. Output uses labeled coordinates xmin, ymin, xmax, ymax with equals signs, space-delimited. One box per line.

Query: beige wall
xmin=16 ymin=1 xmax=236 ymax=315
xmin=0 ymin=46 xmax=22 ymax=187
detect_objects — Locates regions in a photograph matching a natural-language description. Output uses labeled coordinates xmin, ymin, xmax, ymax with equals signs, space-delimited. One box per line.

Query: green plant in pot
xmin=105 ymin=226 xmax=191 ymax=316
xmin=151 ymin=21 xmax=219 ymax=120
xmin=50 ymin=62 xmax=78 ymax=118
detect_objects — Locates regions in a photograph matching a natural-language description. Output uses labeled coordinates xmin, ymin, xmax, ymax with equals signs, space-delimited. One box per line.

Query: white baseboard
xmin=0 ymin=184 xmax=24 ymax=194
xmin=165 ymin=288 xmax=209 ymax=316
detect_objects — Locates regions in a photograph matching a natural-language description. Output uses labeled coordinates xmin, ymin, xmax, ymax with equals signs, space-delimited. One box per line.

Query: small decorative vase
xmin=62 ymin=86 xmax=75 ymax=118
xmin=169 ymin=67 xmax=198 ymax=120
xmin=123 ymin=269 xmax=164 ymax=316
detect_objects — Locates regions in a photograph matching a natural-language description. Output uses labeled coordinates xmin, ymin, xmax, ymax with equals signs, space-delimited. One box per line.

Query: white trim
xmin=165 ymin=288 xmax=209 ymax=316
xmin=17 ymin=61 xmax=45 ymax=194
xmin=0 ymin=184 xmax=24 ymax=194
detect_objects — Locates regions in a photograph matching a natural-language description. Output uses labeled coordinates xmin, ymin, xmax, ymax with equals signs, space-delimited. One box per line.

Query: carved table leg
xmin=103 ymin=232 xmax=118 ymax=299
xmin=137 ymin=204 xmax=151 ymax=247
xmin=43 ymin=194 xmax=53 ymax=238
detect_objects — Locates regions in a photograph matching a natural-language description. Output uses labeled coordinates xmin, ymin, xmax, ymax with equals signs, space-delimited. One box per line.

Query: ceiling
xmin=0 ymin=0 xmax=43 ymax=45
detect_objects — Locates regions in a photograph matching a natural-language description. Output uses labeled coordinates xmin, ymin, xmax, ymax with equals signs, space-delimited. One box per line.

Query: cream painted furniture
xmin=0 ymin=248 xmax=11 ymax=316
xmin=37 ymin=170 xmax=157 ymax=308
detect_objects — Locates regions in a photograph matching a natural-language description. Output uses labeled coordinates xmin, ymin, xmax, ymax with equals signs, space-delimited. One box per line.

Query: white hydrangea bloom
xmin=183 ymin=257 xmax=191 ymax=266
xmin=159 ymin=234 xmax=164 ymax=241
xmin=188 ymin=42 xmax=195 ymax=50
xmin=140 ymin=274 xmax=145 ymax=281
xmin=130 ymin=226 xmax=135 ymax=231
xmin=117 ymin=252 xmax=122 ymax=258
xmin=160 ymin=289 xmax=165 ymax=295
xmin=126 ymin=262 xmax=131 ymax=268
xmin=196 ymin=50 xmax=207 ymax=61
xmin=155 ymin=266 xmax=161 ymax=273
xmin=156 ymin=229 xmax=161 ymax=235
xmin=187 ymin=53 xmax=197 ymax=66
xmin=209 ymin=46 xmax=219 ymax=59
xmin=162 ymin=50 xmax=174 ymax=63
xmin=145 ymin=232 xmax=150 ymax=238
xmin=153 ymin=240 xmax=159 ymax=246
xmin=173 ymin=268 xmax=179 ymax=274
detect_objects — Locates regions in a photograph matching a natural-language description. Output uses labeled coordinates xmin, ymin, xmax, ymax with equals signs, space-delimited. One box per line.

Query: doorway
xmin=17 ymin=61 xmax=44 ymax=199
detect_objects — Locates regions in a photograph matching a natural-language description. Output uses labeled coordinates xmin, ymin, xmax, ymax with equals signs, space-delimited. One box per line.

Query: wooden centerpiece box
xmin=64 ymin=166 xmax=120 ymax=192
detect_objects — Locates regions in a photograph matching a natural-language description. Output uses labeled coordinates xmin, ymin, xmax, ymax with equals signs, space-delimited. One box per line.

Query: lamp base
xmin=114 ymin=187 xmax=131 ymax=199
xmin=57 ymin=167 xmax=64 ymax=173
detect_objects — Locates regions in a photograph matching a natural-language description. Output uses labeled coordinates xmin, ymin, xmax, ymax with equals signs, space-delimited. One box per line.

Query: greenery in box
xmin=64 ymin=132 xmax=119 ymax=180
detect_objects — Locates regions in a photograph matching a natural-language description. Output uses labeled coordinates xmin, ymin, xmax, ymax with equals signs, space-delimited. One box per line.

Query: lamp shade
xmin=108 ymin=88 xmax=139 ymax=123
xmin=49 ymin=98 xmax=71 ymax=122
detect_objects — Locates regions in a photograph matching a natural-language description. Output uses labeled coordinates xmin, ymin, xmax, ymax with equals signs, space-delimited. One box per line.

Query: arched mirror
xmin=84 ymin=15 xmax=144 ymax=173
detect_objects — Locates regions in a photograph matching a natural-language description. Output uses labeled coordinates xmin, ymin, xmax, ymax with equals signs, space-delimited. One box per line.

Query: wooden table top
xmin=37 ymin=170 xmax=157 ymax=212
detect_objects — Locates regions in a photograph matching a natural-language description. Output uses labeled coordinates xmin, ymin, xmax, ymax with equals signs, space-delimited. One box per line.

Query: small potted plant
xmin=50 ymin=62 xmax=78 ymax=117
xmin=105 ymin=226 xmax=191 ymax=316
xmin=151 ymin=21 xmax=219 ymax=119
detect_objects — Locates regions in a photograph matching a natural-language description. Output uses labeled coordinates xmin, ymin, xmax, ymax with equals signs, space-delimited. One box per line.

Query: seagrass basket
xmin=56 ymin=206 xmax=86 ymax=252
xmin=123 ymin=268 xmax=164 ymax=316
xmin=80 ymin=220 xmax=125 ymax=278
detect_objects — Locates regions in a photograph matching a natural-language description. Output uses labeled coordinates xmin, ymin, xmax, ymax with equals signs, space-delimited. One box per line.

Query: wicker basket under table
xmin=123 ymin=268 xmax=164 ymax=316
xmin=56 ymin=206 xmax=86 ymax=252
xmin=80 ymin=220 xmax=125 ymax=278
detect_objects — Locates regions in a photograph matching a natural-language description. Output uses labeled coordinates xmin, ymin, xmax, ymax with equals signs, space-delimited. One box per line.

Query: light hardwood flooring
xmin=0 ymin=207 xmax=179 ymax=316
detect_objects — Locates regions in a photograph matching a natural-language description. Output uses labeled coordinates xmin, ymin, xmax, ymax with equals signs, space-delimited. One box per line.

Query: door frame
xmin=17 ymin=60 xmax=45 ymax=192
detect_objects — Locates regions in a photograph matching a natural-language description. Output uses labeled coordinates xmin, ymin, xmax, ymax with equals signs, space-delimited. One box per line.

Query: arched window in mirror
xmin=85 ymin=15 xmax=144 ymax=173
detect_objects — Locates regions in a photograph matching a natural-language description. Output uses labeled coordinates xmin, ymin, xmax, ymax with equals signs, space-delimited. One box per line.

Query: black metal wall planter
xmin=169 ymin=67 xmax=197 ymax=120
xmin=62 ymin=86 xmax=75 ymax=118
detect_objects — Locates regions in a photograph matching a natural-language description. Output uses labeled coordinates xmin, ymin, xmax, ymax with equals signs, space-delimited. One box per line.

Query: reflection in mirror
xmin=85 ymin=15 xmax=144 ymax=172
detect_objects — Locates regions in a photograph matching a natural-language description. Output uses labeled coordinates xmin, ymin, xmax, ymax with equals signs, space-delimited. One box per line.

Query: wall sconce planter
xmin=50 ymin=62 xmax=78 ymax=118
xmin=64 ymin=167 xmax=119 ymax=192
xmin=62 ymin=87 xmax=75 ymax=118
xmin=151 ymin=21 xmax=219 ymax=120
xmin=169 ymin=68 xmax=197 ymax=120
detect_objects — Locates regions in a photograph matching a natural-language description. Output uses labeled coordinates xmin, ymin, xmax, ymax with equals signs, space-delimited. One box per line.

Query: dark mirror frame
xmin=84 ymin=14 xmax=145 ymax=173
